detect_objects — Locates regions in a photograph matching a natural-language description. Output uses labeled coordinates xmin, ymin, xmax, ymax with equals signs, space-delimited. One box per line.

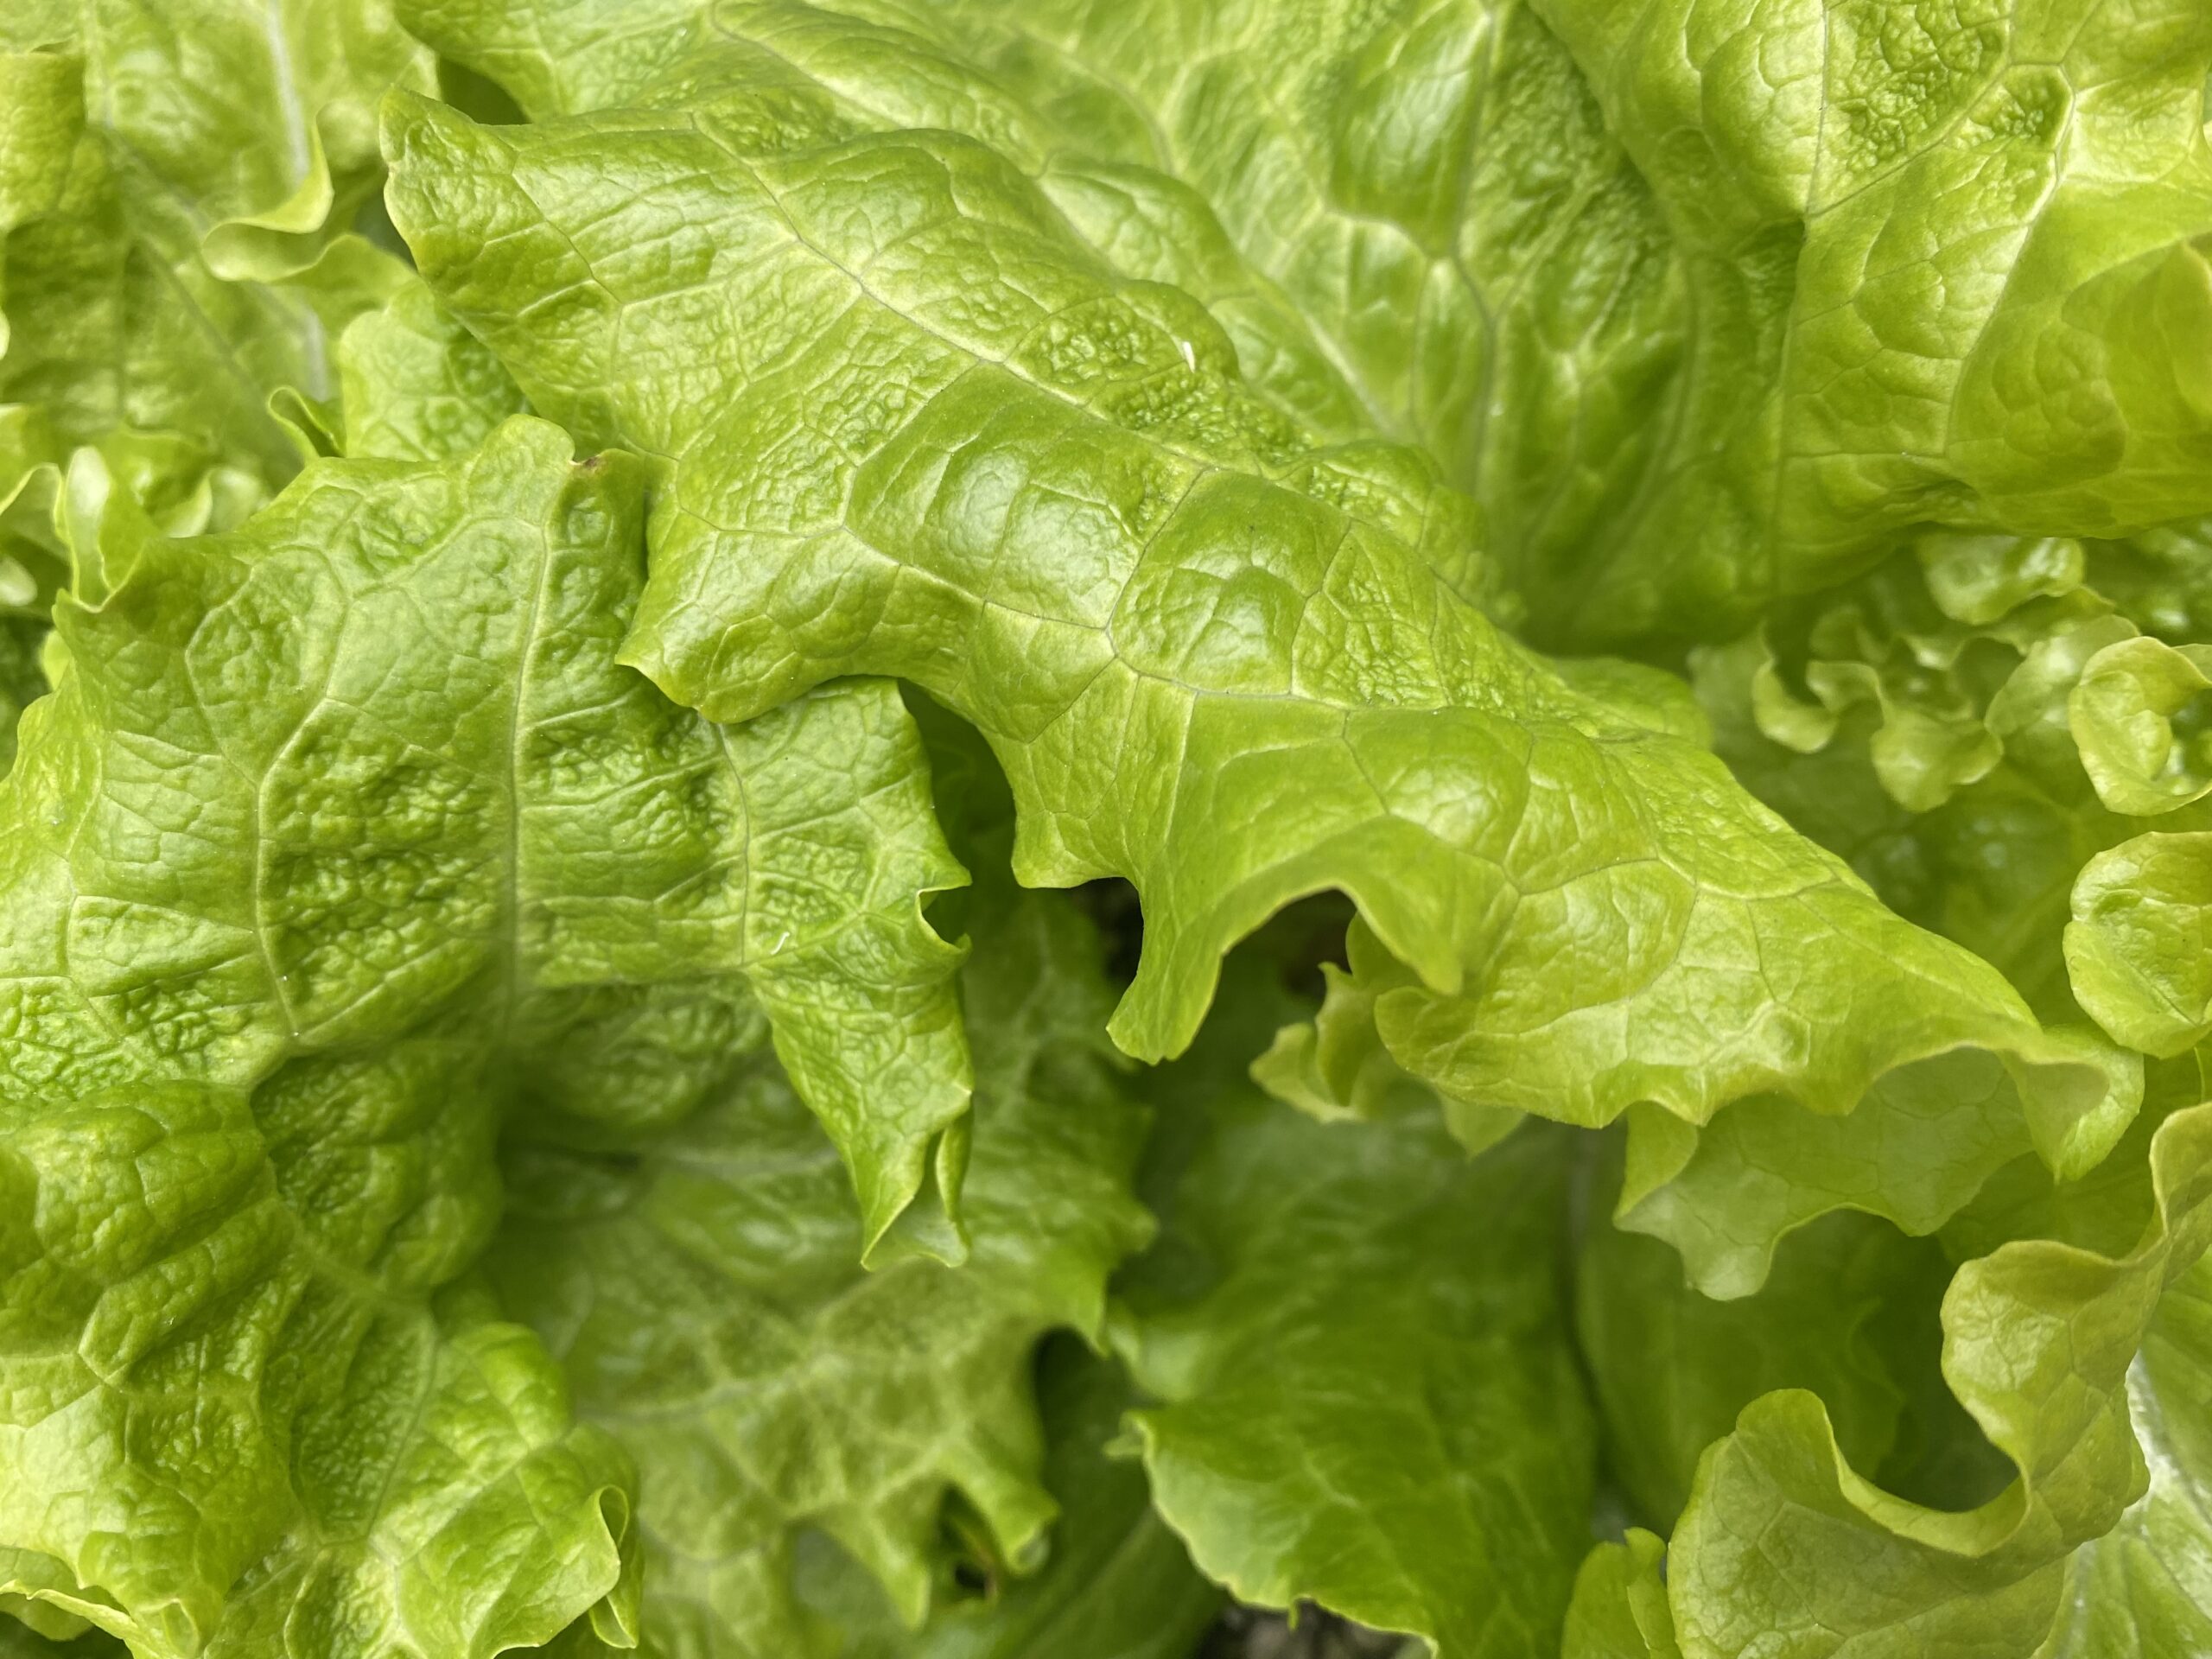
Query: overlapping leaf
xmin=333 ymin=277 xmax=528 ymax=464
xmin=761 ymin=1341 xmax=1224 ymax=1659
xmin=677 ymin=0 xmax=2212 ymax=649
xmin=1107 ymin=968 xmax=1594 ymax=1658
xmin=481 ymin=868 xmax=1158 ymax=1655
xmin=0 ymin=0 xmax=437 ymax=585
xmin=0 ymin=414 xmax=971 ymax=1651
xmin=2034 ymin=1249 xmax=2212 ymax=1656
xmin=3 ymin=3 xmax=2208 ymax=1656
xmin=1578 ymin=1188 xmax=1986 ymax=1529
xmin=1597 ymin=1096 xmax=2212 ymax=1659
xmin=385 ymin=35 xmax=2137 ymax=1296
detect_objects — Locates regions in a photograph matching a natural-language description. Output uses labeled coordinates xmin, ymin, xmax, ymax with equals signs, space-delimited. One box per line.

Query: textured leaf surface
xmin=16 ymin=3 xmax=2212 ymax=1654
xmin=334 ymin=278 xmax=528 ymax=464
xmin=856 ymin=0 xmax=1686 ymax=640
xmin=385 ymin=49 xmax=2125 ymax=1249
xmin=0 ymin=0 xmax=435 ymax=551
xmin=716 ymin=0 xmax=2212 ymax=648
xmin=0 ymin=416 xmax=969 ymax=1650
xmin=770 ymin=1342 xmax=1224 ymax=1659
xmin=1520 ymin=0 xmax=2212 ymax=642
xmin=481 ymin=873 xmax=1154 ymax=1653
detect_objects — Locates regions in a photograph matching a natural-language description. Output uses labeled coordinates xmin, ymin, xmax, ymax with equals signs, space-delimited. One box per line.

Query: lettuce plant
xmin=1 ymin=1 xmax=2210 ymax=1656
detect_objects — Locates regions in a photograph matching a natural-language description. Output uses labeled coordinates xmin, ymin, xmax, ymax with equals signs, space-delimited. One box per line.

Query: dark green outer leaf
xmin=1111 ymin=969 xmax=1594 ymax=1659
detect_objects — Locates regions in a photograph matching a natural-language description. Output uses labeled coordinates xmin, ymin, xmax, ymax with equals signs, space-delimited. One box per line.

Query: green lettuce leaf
xmin=2034 ymin=1250 xmax=2212 ymax=1656
xmin=1641 ymin=1097 xmax=2212 ymax=1658
xmin=1562 ymin=1530 xmax=1676 ymax=1659
xmin=0 ymin=414 xmax=972 ymax=1650
xmin=1677 ymin=515 xmax=2212 ymax=1097
xmin=1689 ymin=528 xmax=2212 ymax=1014
xmin=384 ymin=52 xmax=2133 ymax=1291
xmin=0 ymin=1611 xmax=126 ymax=1656
xmin=17 ymin=3 xmax=2212 ymax=1653
xmin=1110 ymin=967 xmax=1594 ymax=1658
xmin=0 ymin=39 xmax=80 ymax=366
xmin=0 ymin=0 xmax=435 ymax=576
xmin=332 ymin=277 xmax=528 ymax=464
xmin=601 ymin=0 xmax=2212 ymax=649
xmin=1520 ymin=0 xmax=2212 ymax=643
xmin=0 ymin=613 xmax=41 ymax=774
xmin=478 ymin=859 xmax=1154 ymax=1650
xmin=1578 ymin=1189 xmax=1984 ymax=1530
xmin=766 ymin=1341 xmax=1224 ymax=1659
xmin=2069 ymin=833 xmax=2212 ymax=1058
xmin=849 ymin=0 xmax=1684 ymax=639
xmin=395 ymin=0 xmax=709 ymax=121
xmin=394 ymin=0 xmax=1671 ymax=633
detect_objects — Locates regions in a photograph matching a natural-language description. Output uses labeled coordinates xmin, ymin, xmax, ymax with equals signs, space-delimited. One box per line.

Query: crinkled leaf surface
xmin=1675 ymin=519 xmax=2212 ymax=1093
xmin=734 ymin=1341 xmax=1221 ymax=1659
xmin=1 ymin=0 xmax=431 ymax=519
xmin=0 ymin=0 xmax=435 ymax=574
xmin=0 ymin=415 xmax=971 ymax=1651
xmin=334 ymin=277 xmax=528 ymax=465
xmin=849 ymin=0 xmax=1688 ymax=640
xmin=676 ymin=0 xmax=2212 ymax=649
xmin=383 ymin=40 xmax=2127 ymax=1262
xmin=480 ymin=870 xmax=1154 ymax=1654
xmin=7 ymin=2 xmax=2212 ymax=1654
xmin=1519 ymin=0 xmax=2212 ymax=643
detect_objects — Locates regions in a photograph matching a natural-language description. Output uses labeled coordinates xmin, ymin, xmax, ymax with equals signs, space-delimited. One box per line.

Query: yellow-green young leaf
xmin=2069 ymin=833 xmax=2212 ymax=1058
xmin=54 ymin=0 xmax=436 ymax=285
xmin=1659 ymin=1100 xmax=2212 ymax=1659
xmin=385 ymin=59 xmax=2126 ymax=1246
xmin=2034 ymin=1251 xmax=2212 ymax=1656
xmin=333 ymin=277 xmax=528 ymax=463
xmin=1563 ymin=1531 xmax=1679 ymax=1659
xmin=1609 ymin=1027 xmax=2142 ymax=1300
xmin=1682 ymin=531 xmax=2173 ymax=1020
xmin=2070 ymin=637 xmax=2212 ymax=817
xmin=0 ymin=416 xmax=972 ymax=1652
xmin=478 ymin=880 xmax=1156 ymax=1655
xmin=0 ymin=0 xmax=435 ymax=581
xmin=1110 ymin=970 xmax=1595 ymax=1659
